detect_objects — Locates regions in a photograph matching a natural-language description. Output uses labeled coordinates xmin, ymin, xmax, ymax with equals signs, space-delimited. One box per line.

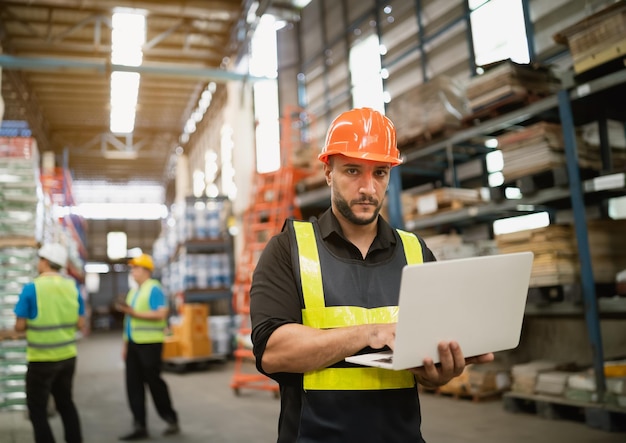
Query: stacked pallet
xmin=535 ymin=371 xmax=571 ymax=396
xmin=551 ymin=361 xmax=626 ymax=406
xmin=166 ymin=303 xmax=213 ymax=359
xmin=386 ymin=75 xmax=469 ymax=146
xmin=586 ymin=219 xmax=626 ymax=283
xmin=511 ymin=360 xmax=561 ymax=394
xmin=495 ymin=122 xmax=601 ymax=183
xmin=496 ymin=225 xmax=577 ymax=287
xmin=465 ymin=60 xmax=559 ymax=115
xmin=554 ymin=1 xmax=626 ymax=75
xmin=438 ymin=363 xmax=512 ymax=401
xmin=401 ymin=186 xmax=483 ymax=222
xmin=496 ymin=221 xmax=626 ymax=287
xmin=0 ymin=137 xmax=40 ymax=411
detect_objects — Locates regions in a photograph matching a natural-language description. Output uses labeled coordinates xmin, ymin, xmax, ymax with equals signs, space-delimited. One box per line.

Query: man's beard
xmin=333 ymin=191 xmax=382 ymax=225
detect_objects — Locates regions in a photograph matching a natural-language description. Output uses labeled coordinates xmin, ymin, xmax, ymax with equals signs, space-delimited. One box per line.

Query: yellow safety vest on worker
xmin=292 ymin=220 xmax=424 ymax=391
xmin=26 ymin=276 xmax=79 ymax=362
xmin=125 ymin=279 xmax=166 ymax=344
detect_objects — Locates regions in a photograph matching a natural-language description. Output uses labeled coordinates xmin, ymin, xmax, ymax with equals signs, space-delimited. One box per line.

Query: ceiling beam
xmin=0 ymin=54 xmax=267 ymax=83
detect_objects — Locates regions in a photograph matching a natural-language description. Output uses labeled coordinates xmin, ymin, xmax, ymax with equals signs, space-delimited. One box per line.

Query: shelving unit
xmin=175 ymin=236 xmax=234 ymax=305
xmin=400 ymin=67 xmax=626 ymax=402
xmin=295 ymin=67 xmax=626 ymax=403
xmin=161 ymin=195 xmax=236 ymax=359
xmin=171 ymin=195 xmax=234 ymax=307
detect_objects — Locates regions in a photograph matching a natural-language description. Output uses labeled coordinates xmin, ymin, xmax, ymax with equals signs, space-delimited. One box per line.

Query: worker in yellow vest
xmin=250 ymin=108 xmax=495 ymax=442
xmin=115 ymin=253 xmax=179 ymax=440
xmin=14 ymin=242 xmax=85 ymax=443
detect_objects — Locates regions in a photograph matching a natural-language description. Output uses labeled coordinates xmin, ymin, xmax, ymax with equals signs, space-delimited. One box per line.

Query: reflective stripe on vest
xmin=26 ymin=276 xmax=79 ymax=362
xmin=293 ymin=221 xmax=423 ymax=390
xmin=126 ymin=279 xmax=166 ymax=344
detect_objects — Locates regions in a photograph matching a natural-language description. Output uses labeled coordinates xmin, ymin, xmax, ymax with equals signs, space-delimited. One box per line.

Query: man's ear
xmin=323 ymin=163 xmax=332 ymax=186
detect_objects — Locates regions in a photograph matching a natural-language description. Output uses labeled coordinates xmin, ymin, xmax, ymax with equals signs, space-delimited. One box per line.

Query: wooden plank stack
xmin=464 ymin=61 xmax=559 ymax=115
xmin=586 ymin=219 xmax=626 ymax=283
xmin=496 ymin=225 xmax=577 ymax=287
xmin=496 ymin=221 xmax=626 ymax=287
xmin=401 ymin=186 xmax=483 ymax=221
xmin=553 ymin=1 xmax=626 ymax=74
xmin=386 ymin=75 xmax=469 ymax=147
xmin=495 ymin=121 xmax=602 ymax=183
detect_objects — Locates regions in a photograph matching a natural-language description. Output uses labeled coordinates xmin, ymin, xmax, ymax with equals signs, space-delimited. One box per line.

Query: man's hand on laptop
xmin=408 ymin=341 xmax=494 ymax=388
xmin=366 ymin=323 xmax=397 ymax=350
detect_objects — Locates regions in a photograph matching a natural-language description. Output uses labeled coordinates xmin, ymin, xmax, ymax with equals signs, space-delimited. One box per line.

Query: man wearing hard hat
xmin=14 ymin=242 xmax=85 ymax=443
xmin=115 ymin=253 xmax=179 ymax=440
xmin=249 ymin=108 xmax=494 ymax=442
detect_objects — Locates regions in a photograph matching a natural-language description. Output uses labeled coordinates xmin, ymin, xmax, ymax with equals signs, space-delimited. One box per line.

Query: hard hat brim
xmin=318 ymin=151 xmax=403 ymax=166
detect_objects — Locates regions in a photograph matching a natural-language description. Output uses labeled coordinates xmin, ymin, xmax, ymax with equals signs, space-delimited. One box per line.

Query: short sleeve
xmin=149 ymin=285 xmax=166 ymax=310
xmin=76 ymin=283 xmax=86 ymax=316
xmin=14 ymin=283 xmax=37 ymax=319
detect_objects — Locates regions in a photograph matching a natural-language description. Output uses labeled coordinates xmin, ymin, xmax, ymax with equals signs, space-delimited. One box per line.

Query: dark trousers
xmin=26 ymin=357 xmax=82 ymax=443
xmin=125 ymin=341 xmax=177 ymax=428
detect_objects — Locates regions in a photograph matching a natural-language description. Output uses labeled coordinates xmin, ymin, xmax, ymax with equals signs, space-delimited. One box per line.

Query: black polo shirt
xmin=249 ymin=208 xmax=435 ymax=442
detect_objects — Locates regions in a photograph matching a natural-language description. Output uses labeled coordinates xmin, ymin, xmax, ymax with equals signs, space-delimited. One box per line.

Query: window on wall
xmin=251 ymin=14 xmax=280 ymax=173
xmin=349 ymin=34 xmax=386 ymax=113
xmin=107 ymin=231 xmax=127 ymax=260
xmin=469 ymin=0 xmax=530 ymax=68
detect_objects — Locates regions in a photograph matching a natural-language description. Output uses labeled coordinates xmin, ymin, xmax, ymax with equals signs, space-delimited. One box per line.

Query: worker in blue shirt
xmin=115 ymin=253 xmax=179 ymax=441
xmin=14 ymin=243 xmax=85 ymax=443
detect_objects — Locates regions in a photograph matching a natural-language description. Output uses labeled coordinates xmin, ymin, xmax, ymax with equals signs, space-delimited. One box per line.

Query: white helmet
xmin=38 ymin=243 xmax=68 ymax=268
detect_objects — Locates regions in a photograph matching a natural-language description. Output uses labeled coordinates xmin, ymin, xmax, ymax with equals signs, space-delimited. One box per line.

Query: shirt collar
xmin=317 ymin=207 xmax=397 ymax=250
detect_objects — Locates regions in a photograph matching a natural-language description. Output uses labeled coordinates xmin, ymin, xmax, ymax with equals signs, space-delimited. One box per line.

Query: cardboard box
xmin=162 ymin=337 xmax=180 ymax=360
xmin=179 ymin=337 xmax=212 ymax=358
xmin=178 ymin=303 xmax=210 ymax=339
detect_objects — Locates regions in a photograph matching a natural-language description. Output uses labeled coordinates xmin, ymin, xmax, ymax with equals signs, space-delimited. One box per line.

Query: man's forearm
xmin=262 ymin=322 xmax=392 ymax=374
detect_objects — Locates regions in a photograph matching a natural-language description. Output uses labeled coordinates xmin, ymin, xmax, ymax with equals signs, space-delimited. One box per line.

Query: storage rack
xmin=398 ymin=68 xmax=626 ymax=401
xmin=171 ymin=195 xmax=235 ymax=305
xmin=296 ymin=67 xmax=626 ymax=402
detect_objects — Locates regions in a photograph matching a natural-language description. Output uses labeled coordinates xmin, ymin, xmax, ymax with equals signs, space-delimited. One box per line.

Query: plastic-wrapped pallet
xmin=0 ymin=137 xmax=41 ymax=242
xmin=510 ymin=360 xmax=560 ymax=394
xmin=0 ymin=246 xmax=37 ymax=411
xmin=535 ymin=371 xmax=571 ymax=396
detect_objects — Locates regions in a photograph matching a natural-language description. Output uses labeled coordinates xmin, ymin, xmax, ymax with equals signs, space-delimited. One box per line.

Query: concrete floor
xmin=2 ymin=331 xmax=625 ymax=443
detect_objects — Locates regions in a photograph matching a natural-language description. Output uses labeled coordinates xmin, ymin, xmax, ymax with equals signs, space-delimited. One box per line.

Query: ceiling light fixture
xmin=110 ymin=10 xmax=146 ymax=134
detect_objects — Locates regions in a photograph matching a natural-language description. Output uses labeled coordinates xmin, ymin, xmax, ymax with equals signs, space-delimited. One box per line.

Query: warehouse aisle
xmin=2 ymin=331 xmax=625 ymax=442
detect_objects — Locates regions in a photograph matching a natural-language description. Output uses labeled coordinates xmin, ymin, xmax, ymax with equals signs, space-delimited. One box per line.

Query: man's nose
xmin=359 ymin=174 xmax=376 ymax=194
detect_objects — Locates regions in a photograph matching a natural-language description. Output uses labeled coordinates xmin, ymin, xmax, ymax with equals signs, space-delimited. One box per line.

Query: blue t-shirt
xmin=14 ymin=280 xmax=85 ymax=319
xmin=125 ymin=285 xmax=166 ymax=341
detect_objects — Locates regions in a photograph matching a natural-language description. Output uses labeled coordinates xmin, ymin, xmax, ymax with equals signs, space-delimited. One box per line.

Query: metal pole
xmin=557 ymin=89 xmax=606 ymax=402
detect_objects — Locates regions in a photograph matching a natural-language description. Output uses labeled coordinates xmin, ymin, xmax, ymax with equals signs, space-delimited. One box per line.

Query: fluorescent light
xmin=85 ymin=263 xmax=110 ymax=273
xmin=102 ymin=150 xmax=139 ymax=160
xmin=73 ymin=203 xmax=168 ymax=220
xmin=110 ymin=11 xmax=145 ymax=134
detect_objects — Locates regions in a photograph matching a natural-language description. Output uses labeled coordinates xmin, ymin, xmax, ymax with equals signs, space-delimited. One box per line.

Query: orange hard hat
xmin=318 ymin=107 xmax=402 ymax=166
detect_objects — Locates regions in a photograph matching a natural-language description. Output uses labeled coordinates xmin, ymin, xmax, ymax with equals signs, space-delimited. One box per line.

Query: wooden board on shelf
xmin=402 ymin=187 xmax=482 ymax=218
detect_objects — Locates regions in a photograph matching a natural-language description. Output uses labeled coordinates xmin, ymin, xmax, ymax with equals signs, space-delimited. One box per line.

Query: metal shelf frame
xmin=399 ymin=68 xmax=626 ymax=401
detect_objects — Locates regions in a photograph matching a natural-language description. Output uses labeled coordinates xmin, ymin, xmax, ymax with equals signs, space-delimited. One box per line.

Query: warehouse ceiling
xmin=0 ymin=0 xmax=297 ymax=193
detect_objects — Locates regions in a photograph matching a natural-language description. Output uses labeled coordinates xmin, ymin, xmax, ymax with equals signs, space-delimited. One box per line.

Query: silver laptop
xmin=345 ymin=252 xmax=534 ymax=370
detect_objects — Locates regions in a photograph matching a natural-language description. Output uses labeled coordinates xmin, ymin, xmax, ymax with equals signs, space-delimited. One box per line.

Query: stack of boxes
xmin=163 ymin=303 xmax=212 ymax=360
